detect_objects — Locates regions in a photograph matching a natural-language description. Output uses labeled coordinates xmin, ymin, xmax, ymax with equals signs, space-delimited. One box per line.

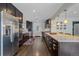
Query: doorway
xmin=73 ymin=21 xmax=79 ymax=35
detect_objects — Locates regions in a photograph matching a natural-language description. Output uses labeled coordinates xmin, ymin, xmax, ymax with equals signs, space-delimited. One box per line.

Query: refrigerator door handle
xmin=10 ymin=25 xmax=13 ymax=43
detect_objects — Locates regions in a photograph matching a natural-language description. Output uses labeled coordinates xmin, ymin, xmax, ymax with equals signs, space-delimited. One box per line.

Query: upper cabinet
xmin=0 ymin=3 xmax=23 ymax=22
xmin=0 ymin=3 xmax=6 ymax=11
xmin=0 ymin=3 xmax=23 ymax=36
xmin=6 ymin=3 xmax=16 ymax=16
xmin=15 ymin=8 xmax=23 ymax=23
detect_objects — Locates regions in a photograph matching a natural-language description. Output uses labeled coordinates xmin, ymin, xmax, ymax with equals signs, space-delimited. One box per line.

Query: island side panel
xmin=58 ymin=42 xmax=79 ymax=56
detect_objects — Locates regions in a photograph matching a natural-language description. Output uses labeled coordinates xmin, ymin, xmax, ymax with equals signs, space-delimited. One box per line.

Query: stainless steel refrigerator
xmin=0 ymin=10 xmax=19 ymax=56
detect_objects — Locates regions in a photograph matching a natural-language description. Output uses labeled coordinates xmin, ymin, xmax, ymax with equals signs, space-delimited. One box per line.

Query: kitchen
xmin=0 ymin=3 xmax=79 ymax=56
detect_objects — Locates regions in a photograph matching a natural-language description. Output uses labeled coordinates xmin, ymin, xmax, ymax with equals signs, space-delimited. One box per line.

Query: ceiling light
xmin=33 ymin=9 xmax=36 ymax=13
xmin=64 ymin=19 xmax=68 ymax=24
xmin=73 ymin=11 xmax=77 ymax=14
xmin=64 ymin=9 xmax=68 ymax=24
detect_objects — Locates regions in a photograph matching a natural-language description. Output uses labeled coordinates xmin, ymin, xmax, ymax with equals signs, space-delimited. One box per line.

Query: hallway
xmin=16 ymin=37 xmax=50 ymax=56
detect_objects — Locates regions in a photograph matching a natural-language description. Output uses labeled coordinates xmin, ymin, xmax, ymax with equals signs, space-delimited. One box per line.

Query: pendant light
xmin=64 ymin=9 xmax=68 ymax=24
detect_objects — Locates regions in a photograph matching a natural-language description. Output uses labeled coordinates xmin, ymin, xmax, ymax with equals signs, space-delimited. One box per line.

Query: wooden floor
xmin=16 ymin=37 xmax=50 ymax=56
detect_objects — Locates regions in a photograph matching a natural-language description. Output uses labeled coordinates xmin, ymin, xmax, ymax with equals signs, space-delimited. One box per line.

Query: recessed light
xmin=33 ymin=9 xmax=36 ymax=13
xmin=73 ymin=11 xmax=77 ymax=14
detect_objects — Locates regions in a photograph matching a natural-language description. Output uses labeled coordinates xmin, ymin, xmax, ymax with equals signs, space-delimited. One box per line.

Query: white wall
xmin=33 ymin=21 xmax=44 ymax=36
xmin=23 ymin=16 xmax=44 ymax=36
xmin=51 ymin=4 xmax=79 ymax=34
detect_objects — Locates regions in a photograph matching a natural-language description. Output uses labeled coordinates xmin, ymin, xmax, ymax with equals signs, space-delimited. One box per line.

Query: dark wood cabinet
xmin=42 ymin=32 xmax=58 ymax=56
xmin=0 ymin=3 xmax=6 ymax=12
xmin=0 ymin=3 xmax=23 ymax=17
xmin=19 ymin=33 xmax=29 ymax=47
xmin=6 ymin=3 xmax=16 ymax=16
xmin=15 ymin=7 xmax=23 ymax=42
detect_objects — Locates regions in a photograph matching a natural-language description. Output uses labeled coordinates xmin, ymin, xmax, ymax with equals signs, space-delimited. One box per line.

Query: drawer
xmin=52 ymin=44 xmax=58 ymax=56
xmin=53 ymin=44 xmax=56 ymax=47
xmin=48 ymin=43 xmax=53 ymax=47
xmin=49 ymin=38 xmax=53 ymax=42
xmin=49 ymin=41 xmax=53 ymax=44
xmin=49 ymin=47 xmax=53 ymax=53
xmin=53 ymin=47 xmax=56 ymax=50
xmin=53 ymin=40 xmax=58 ymax=44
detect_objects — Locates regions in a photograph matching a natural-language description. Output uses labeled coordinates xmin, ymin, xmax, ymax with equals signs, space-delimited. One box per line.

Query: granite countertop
xmin=45 ymin=33 xmax=79 ymax=42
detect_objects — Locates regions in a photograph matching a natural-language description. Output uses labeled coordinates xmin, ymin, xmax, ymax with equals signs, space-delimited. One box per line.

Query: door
xmin=2 ymin=11 xmax=12 ymax=56
xmin=73 ymin=22 xmax=79 ymax=35
xmin=3 ymin=11 xmax=13 ymax=56
xmin=3 ymin=21 xmax=19 ymax=56
xmin=3 ymin=25 xmax=13 ymax=56
xmin=33 ymin=22 xmax=42 ymax=36
xmin=74 ymin=24 xmax=79 ymax=35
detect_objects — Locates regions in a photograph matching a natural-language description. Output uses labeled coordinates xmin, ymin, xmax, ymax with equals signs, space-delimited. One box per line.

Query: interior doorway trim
xmin=73 ymin=21 xmax=79 ymax=35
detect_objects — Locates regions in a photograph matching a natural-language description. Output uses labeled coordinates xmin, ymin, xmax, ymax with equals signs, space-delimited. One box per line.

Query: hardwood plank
xmin=16 ymin=37 xmax=50 ymax=56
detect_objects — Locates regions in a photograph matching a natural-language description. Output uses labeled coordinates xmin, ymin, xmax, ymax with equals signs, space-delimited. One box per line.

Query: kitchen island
xmin=42 ymin=32 xmax=79 ymax=56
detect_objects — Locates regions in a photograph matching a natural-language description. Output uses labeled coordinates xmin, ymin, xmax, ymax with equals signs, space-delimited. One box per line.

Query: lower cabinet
xmin=42 ymin=32 xmax=58 ymax=56
xmin=19 ymin=33 xmax=29 ymax=47
xmin=42 ymin=32 xmax=79 ymax=56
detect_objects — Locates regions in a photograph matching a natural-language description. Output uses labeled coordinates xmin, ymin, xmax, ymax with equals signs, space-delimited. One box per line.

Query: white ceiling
xmin=13 ymin=3 xmax=76 ymax=22
xmin=13 ymin=3 xmax=64 ymax=22
xmin=54 ymin=3 xmax=79 ymax=20
xmin=67 ymin=4 xmax=79 ymax=18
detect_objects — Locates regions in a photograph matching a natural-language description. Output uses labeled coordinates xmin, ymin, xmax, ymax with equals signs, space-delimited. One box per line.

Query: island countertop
xmin=45 ymin=33 xmax=79 ymax=42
